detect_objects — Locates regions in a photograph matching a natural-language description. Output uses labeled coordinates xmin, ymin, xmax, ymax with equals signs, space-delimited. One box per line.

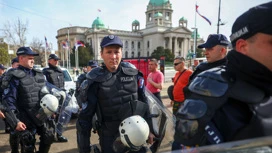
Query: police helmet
xmin=40 ymin=94 xmax=59 ymax=116
xmin=119 ymin=115 xmax=149 ymax=150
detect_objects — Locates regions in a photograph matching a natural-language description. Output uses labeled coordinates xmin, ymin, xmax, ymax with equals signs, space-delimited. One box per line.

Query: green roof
xmin=149 ymin=0 xmax=169 ymax=6
xmin=179 ymin=17 xmax=187 ymax=21
xmin=132 ymin=20 xmax=140 ymax=25
xmin=92 ymin=17 xmax=105 ymax=29
xmin=191 ymin=30 xmax=200 ymax=39
xmin=154 ymin=12 xmax=163 ymax=17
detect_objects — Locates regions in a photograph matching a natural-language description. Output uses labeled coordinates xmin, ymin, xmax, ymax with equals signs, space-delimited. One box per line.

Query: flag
xmin=62 ymin=40 xmax=68 ymax=49
xmin=98 ymin=9 xmax=101 ymax=12
xmin=44 ymin=36 xmax=50 ymax=50
xmin=196 ymin=5 xmax=212 ymax=25
xmin=75 ymin=41 xmax=85 ymax=51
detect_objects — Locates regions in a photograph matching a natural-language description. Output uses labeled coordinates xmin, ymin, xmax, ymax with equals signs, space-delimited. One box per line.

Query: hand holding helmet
xmin=118 ymin=115 xmax=150 ymax=151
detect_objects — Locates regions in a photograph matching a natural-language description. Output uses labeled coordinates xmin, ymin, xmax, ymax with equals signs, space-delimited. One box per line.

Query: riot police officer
xmin=42 ymin=53 xmax=68 ymax=142
xmin=2 ymin=47 xmax=54 ymax=153
xmin=0 ymin=64 xmax=8 ymax=131
xmin=189 ymin=34 xmax=229 ymax=82
xmin=75 ymin=60 xmax=98 ymax=108
xmin=76 ymin=35 xmax=155 ymax=153
xmin=173 ymin=2 xmax=272 ymax=150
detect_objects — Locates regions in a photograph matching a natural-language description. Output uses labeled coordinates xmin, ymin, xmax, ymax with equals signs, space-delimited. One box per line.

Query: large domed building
xmin=56 ymin=0 xmax=204 ymax=61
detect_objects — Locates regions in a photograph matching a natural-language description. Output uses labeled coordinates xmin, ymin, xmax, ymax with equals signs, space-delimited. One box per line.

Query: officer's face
xmin=243 ymin=33 xmax=272 ymax=71
xmin=101 ymin=45 xmax=122 ymax=72
xmin=0 ymin=69 xmax=5 ymax=76
xmin=19 ymin=55 xmax=35 ymax=69
xmin=48 ymin=59 xmax=58 ymax=66
xmin=12 ymin=62 xmax=19 ymax=68
xmin=204 ymin=45 xmax=226 ymax=63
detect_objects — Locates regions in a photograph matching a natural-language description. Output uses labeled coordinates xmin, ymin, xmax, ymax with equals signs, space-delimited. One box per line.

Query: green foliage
xmin=196 ymin=48 xmax=204 ymax=58
xmin=151 ymin=46 xmax=174 ymax=62
xmin=0 ymin=43 xmax=10 ymax=65
xmin=70 ymin=42 xmax=94 ymax=67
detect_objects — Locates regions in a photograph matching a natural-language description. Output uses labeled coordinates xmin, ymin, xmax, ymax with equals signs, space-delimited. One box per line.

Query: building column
xmin=169 ymin=36 xmax=172 ymax=53
xmin=175 ymin=37 xmax=178 ymax=56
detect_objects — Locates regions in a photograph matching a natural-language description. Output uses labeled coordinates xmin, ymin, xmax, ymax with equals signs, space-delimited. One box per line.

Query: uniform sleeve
xmin=2 ymin=78 xmax=19 ymax=110
xmin=78 ymin=82 xmax=98 ymax=130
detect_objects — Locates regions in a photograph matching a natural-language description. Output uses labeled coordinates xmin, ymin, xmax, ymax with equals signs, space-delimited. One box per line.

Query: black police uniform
xmin=2 ymin=65 xmax=54 ymax=153
xmin=42 ymin=63 xmax=67 ymax=142
xmin=189 ymin=57 xmax=227 ymax=82
xmin=76 ymin=62 xmax=150 ymax=153
xmin=173 ymin=50 xmax=272 ymax=149
xmin=43 ymin=63 xmax=64 ymax=90
xmin=75 ymin=72 xmax=87 ymax=108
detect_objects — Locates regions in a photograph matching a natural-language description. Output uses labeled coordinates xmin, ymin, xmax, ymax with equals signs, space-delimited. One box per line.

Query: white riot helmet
xmin=40 ymin=94 xmax=59 ymax=116
xmin=119 ymin=115 xmax=150 ymax=150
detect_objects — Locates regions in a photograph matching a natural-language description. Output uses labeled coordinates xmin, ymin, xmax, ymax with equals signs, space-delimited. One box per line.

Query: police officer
xmin=76 ymin=35 xmax=155 ymax=153
xmin=42 ymin=53 xmax=68 ymax=142
xmin=1 ymin=57 xmax=21 ymax=153
xmin=189 ymin=34 xmax=229 ymax=81
xmin=75 ymin=60 xmax=98 ymax=108
xmin=173 ymin=2 xmax=272 ymax=150
xmin=2 ymin=47 xmax=54 ymax=153
xmin=0 ymin=64 xmax=7 ymax=131
xmin=43 ymin=54 xmax=64 ymax=90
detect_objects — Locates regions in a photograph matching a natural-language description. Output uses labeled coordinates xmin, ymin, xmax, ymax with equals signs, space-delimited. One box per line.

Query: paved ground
xmin=0 ymin=82 xmax=173 ymax=153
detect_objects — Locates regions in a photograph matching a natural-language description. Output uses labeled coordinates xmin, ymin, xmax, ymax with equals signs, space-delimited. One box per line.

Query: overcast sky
xmin=0 ymin=0 xmax=270 ymax=50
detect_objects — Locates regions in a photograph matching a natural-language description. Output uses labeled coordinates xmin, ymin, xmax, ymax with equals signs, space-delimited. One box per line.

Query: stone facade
xmin=56 ymin=0 xmax=204 ymax=61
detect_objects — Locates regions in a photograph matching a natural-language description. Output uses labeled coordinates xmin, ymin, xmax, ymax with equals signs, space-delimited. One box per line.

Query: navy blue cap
xmin=11 ymin=57 xmax=19 ymax=64
xmin=88 ymin=60 xmax=98 ymax=68
xmin=100 ymin=35 xmax=123 ymax=48
xmin=0 ymin=64 xmax=7 ymax=70
xmin=198 ymin=34 xmax=229 ymax=49
xmin=230 ymin=2 xmax=272 ymax=46
xmin=16 ymin=47 xmax=39 ymax=56
xmin=48 ymin=54 xmax=60 ymax=60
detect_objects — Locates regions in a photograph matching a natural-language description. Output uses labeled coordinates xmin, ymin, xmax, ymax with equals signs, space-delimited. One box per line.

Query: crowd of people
xmin=0 ymin=1 xmax=272 ymax=153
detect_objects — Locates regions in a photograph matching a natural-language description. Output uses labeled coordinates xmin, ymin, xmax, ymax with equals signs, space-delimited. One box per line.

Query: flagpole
xmin=194 ymin=1 xmax=197 ymax=57
xmin=217 ymin=0 xmax=221 ymax=34
xmin=67 ymin=28 xmax=69 ymax=70
xmin=44 ymin=37 xmax=48 ymax=67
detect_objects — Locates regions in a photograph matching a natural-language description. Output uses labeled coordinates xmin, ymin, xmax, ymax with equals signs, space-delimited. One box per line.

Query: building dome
xmin=154 ymin=12 xmax=163 ymax=17
xmin=149 ymin=0 xmax=169 ymax=6
xmin=92 ymin=17 xmax=105 ymax=29
xmin=132 ymin=20 xmax=140 ymax=25
xmin=179 ymin=17 xmax=187 ymax=21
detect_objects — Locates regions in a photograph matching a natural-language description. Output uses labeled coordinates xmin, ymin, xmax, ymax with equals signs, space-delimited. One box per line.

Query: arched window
xmin=125 ymin=51 xmax=128 ymax=58
xmin=131 ymin=41 xmax=134 ymax=49
xmin=125 ymin=41 xmax=128 ymax=48
xmin=138 ymin=52 xmax=141 ymax=57
xmin=147 ymin=51 xmax=150 ymax=57
xmin=138 ymin=42 xmax=141 ymax=49
xmin=147 ymin=41 xmax=150 ymax=48
xmin=132 ymin=52 xmax=134 ymax=58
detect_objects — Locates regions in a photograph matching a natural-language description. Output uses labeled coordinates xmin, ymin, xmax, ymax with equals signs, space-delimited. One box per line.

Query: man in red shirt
xmin=146 ymin=58 xmax=164 ymax=103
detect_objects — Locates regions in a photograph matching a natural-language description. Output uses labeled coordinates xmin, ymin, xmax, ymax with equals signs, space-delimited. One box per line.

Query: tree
xmin=2 ymin=18 xmax=29 ymax=47
xmin=30 ymin=37 xmax=45 ymax=66
xmin=0 ymin=43 xmax=9 ymax=65
xmin=196 ymin=48 xmax=204 ymax=58
xmin=151 ymin=46 xmax=174 ymax=62
xmin=70 ymin=42 xmax=94 ymax=67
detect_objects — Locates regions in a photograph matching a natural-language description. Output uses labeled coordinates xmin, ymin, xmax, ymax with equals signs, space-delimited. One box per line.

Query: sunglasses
xmin=173 ymin=62 xmax=182 ymax=66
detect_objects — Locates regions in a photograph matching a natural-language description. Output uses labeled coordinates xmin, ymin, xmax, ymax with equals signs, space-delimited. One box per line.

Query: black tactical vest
xmin=16 ymin=69 xmax=45 ymax=109
xmin=44 ymin=67 xmax=64 ymax=89
xmin=97 ymin=67 xmax=138 ymax=122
